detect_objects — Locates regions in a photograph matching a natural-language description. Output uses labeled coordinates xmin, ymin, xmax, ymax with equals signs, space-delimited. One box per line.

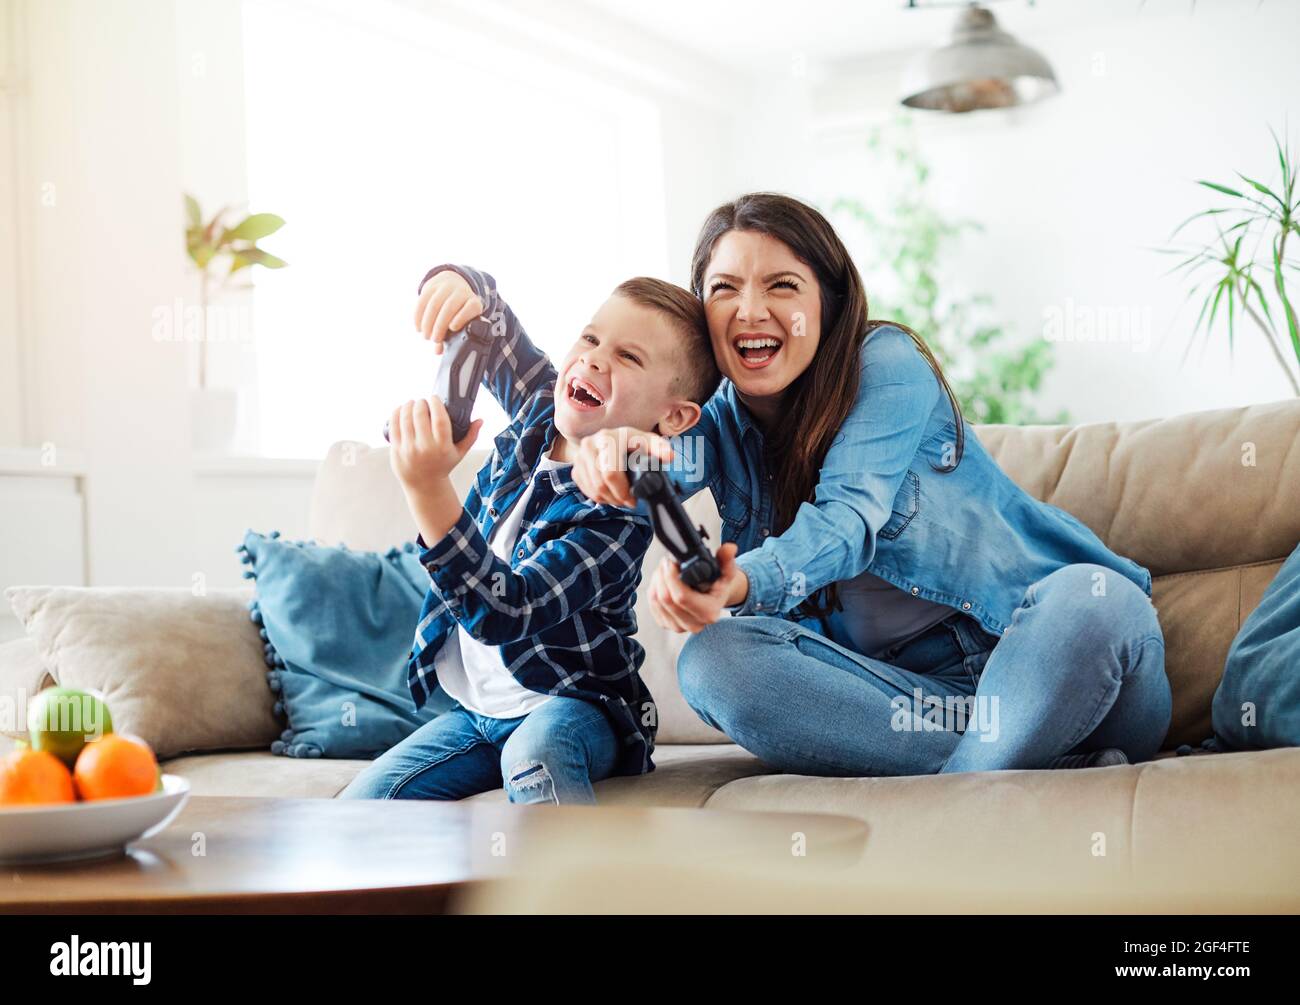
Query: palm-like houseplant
xmin=1158 ymin=129 xmax=1299 ymax=396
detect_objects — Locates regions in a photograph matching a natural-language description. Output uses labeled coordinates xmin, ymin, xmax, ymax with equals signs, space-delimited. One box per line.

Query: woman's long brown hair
xmin=690 ymin=192 xmax=966 ymax=618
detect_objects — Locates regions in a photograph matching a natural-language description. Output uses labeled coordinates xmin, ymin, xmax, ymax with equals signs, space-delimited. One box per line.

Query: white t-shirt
xmin=433 ymin=456 xmax=565 ymax=719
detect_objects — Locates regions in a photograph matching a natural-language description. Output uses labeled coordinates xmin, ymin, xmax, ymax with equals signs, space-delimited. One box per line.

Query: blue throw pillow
xmin=237 ymin=529 xmax=454 ymax=758
xmin=1212 ymin=540 xmax=1300 ymax=751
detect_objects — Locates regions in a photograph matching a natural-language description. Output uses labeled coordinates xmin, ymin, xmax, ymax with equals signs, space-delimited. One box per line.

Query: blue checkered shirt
xmin=406 ymin=265 xmax=658 ymax=776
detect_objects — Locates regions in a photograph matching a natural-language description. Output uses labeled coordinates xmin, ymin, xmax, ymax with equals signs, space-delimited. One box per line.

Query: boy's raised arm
xmin=417 ymin=264 xmax=555 ymax=421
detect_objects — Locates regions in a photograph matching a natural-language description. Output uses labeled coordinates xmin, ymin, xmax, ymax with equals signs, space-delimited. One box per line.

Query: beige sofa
xmin=4 ymin=399 xmax=1300 ymax=907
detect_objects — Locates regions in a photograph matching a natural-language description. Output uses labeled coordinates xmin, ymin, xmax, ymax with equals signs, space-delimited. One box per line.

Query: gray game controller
xmin=384 ymin=317 xmax=493 ymax=443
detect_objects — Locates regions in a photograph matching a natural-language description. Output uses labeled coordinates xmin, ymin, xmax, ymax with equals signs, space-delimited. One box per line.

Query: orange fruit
xmin=0 ymin=747 xmax=77 ymax=806
xmin=72 ymin=734 xmax=158 ymax=801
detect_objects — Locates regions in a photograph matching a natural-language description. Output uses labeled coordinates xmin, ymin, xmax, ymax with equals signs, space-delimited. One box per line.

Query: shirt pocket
xmin=715 ymin=474 xmax=752 ymax=539
xmin=489 ymin=428 xmax=516 ymax=481
xmin=878 ymin=469 xmax=921 ymax=540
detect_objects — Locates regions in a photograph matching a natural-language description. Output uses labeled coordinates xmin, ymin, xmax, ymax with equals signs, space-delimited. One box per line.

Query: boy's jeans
xmin=337 ymin=696 xmax=620 ymax=804
xmin=677 ymin=562 xmax=1172 ymax=775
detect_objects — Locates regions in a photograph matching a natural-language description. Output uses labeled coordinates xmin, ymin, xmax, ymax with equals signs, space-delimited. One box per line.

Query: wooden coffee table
xmin=0 ymin=796 xmax=868 ymax=914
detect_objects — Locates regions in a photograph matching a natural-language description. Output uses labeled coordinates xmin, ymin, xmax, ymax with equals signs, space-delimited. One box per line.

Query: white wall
xmin=803 ymin=1 xmax=1300 ymax=424
xmin=0 ymin=0 xmax=307 ymax=617
xmin=0 ymin=1 xmax=26 ymax=446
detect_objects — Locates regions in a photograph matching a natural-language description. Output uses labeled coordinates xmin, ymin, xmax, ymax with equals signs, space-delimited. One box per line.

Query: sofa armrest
xmin=0 ymin=636 xmax=55 ymax=739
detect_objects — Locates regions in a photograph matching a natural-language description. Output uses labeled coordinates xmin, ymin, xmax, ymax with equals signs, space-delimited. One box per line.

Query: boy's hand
xmin=388 ymin=397 xmax=483 ymax=496
xmin=648 ymin=543 xmax=747 ymax=634
xmin=414 ymin=271 xmax=484 ymax=355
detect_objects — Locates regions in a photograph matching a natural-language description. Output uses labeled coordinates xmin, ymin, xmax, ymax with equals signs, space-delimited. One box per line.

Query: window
xmin=242 ymin=0 xmax=668 ymax=456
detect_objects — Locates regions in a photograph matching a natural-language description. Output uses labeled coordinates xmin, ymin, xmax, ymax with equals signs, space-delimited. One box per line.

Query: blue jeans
xmin=337 ymin=696 xmax=620 ymax=803
xmin=677 ymin=563 xmax=1172 ymax=775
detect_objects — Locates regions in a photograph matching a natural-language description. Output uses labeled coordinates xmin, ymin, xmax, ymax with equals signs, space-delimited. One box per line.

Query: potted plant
xmin=833 ymin=118 xmax=1068 ymax=424
xmin=183 ymin=195 xmax=287 ymax=450
xmin=1158 ymin=128 xmax=1299 ymax=396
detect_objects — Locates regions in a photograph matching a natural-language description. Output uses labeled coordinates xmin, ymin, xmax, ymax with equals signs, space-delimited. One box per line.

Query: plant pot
xmin=190 ymin=387 xmax=239 ymax=452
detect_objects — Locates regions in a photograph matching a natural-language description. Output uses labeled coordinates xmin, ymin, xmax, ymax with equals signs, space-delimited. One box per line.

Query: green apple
xmin=27 ymin=687 xmax=114 ymax=768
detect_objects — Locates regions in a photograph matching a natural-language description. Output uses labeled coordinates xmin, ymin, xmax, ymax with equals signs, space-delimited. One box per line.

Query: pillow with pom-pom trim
xmin=238 ymin=529 xmax=454 ymax=758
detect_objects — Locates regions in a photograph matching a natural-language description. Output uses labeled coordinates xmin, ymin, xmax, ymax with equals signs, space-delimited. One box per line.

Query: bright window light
xmin=242 ymin=0 xmax=669 ymax=457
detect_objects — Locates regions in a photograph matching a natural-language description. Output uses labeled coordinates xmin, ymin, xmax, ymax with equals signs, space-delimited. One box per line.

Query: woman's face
xmin=701 ymin=229 xmax=822 ymax=403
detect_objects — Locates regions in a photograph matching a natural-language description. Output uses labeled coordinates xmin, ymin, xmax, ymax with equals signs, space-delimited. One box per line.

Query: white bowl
xmin=0 ymin=774 xmax=190 ymax=865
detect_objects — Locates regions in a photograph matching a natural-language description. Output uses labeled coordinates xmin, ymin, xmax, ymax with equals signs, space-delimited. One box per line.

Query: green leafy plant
xmin=832 ymin=119 xmax=1067 ymax=425
xmin=183 ymin=194 xmax=287 ymax=388
xmin=1156 ymin=128 xmax=1299 ymax=396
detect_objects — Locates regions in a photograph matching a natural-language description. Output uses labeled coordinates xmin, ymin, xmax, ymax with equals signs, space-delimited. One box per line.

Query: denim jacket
xmin=407 ymin=265 xmax=657 ymax=777
xmin=665 ymin=324 xmax=1153 ymax=645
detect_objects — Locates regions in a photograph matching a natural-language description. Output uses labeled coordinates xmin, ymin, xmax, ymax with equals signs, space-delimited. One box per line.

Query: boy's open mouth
xmin=566 ymin=375 xmax=606 ymax=411
xmin=732 ymin=334 xmax=783 ymax=369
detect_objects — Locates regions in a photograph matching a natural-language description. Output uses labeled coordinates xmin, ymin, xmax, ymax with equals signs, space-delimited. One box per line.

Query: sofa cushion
xmin=238 ymin=529 xmax=452 ymax=759
xmin=702 ymin=746 xmax=1300 ymax=901
xmin=1153 ymin=557 xmax=1285 ymax=747
xmin=4 ymin=586 xmax=280 ymax=758
xmin=159 ymin=749 xmax=374 ymax=799
xmin=159 ymin=742 xmax=771 ymax=804
xmin=0 ymin=637 xmax=55 ymax=739
xmin=1213 ymin=540 xmax=1300 ymax=750
xmin=977 ymin=399 xmax=1300 ymax=579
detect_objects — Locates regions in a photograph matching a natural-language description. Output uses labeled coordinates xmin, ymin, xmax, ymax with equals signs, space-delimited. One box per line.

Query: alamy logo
xmin=891 ymin=688 xmax=1000 ymax=742
xmin=1041 ymin=298 xmax=1152 ymax=352
xmin=49 ymin=936 xmax=151 ymax=985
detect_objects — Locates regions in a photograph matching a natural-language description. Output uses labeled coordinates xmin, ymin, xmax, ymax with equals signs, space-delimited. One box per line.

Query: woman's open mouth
xmin=566 ymin=375 xmax=607 ymax=411
xmin=732 ymin=335 xmax=783 ymax=369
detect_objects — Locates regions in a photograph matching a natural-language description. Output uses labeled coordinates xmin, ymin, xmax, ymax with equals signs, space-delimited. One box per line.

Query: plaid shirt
xmin=406 ymin=264 xmax=659 ymax=776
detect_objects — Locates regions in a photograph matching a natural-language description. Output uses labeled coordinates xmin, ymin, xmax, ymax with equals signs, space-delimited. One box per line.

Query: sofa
xmin=4 ymin=399 xmax=1300 ymax=908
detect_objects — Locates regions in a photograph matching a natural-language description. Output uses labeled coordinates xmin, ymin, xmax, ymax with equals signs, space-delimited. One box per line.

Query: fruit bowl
xmin=0 ymin=774 xmax=190 ymax=865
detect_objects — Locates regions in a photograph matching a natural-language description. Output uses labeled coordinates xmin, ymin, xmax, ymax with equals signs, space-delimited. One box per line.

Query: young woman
xmin=571 ymin=192 xmax=1172 ymax=776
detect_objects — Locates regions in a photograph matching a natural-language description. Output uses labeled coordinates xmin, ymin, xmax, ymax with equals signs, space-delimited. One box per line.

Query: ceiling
xmin=575 ymin=0 xmax=1228 ymax=72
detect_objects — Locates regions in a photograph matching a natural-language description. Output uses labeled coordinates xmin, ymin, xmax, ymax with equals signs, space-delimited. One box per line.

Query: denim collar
xmin=721 ymin=378 xmax=767 ymax=448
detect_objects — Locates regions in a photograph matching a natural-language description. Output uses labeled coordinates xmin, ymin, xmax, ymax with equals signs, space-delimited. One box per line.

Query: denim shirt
xmin=407 ymin=265 xmax=657 ymax=777
xmin=665 ymin=324 xmax=1153 ymax=645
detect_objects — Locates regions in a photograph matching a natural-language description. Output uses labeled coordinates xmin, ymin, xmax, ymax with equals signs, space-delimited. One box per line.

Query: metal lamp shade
xmin=901 ymin=4 xmax=1059 ymax=113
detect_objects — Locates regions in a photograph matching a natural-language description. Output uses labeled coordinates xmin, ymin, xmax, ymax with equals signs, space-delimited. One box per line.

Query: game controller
xmin=627 ymin=449 xmax=721 ymax=592
xmin=384 ymin=317 xmax=493 ymax=443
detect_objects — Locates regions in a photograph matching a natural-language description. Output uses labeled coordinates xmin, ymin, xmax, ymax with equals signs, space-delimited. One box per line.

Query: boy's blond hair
xmin=613 ymin=277 xmax=720 ymax=405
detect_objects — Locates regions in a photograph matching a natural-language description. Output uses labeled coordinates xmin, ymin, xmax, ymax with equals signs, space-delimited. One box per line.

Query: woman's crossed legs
xmin=677 ymin=563 xmax=1172 ymax=776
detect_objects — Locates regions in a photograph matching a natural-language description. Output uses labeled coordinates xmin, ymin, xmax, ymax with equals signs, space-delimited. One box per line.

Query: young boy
xmin=339 ymin=264 xmax=720 ymax=804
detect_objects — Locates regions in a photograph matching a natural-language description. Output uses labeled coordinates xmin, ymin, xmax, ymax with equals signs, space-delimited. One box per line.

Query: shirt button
xmin=516 ymin=548 xmax=525 ymax=558
xmin=962 ymin=601 xmax=972 ymax=610
xmin=911 ymin=586 xmax=920 ymax=595
xmin=760 ymin=528 xmax=769 ymax=537
xmin=489 ymin=507 xmax=498 ymax=517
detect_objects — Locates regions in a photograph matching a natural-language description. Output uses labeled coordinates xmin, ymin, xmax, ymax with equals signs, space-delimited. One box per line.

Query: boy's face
xmin=553 ymin=294 xmax=701 ymax=443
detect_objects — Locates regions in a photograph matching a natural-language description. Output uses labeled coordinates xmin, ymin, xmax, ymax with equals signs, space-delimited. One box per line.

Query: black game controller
xmin=627 ymin=449 xmax=721 ymax=592
xmin=384 ymin=317 xmax=494 ymax=443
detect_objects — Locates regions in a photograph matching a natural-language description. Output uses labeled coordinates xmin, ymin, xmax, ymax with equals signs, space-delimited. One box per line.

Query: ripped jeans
xmin=336 ymin=696 xmax=619 ymax=804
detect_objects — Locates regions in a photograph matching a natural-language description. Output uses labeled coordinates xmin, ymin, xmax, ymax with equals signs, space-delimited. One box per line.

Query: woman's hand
xmin=413 ymin=270 xmax=484 ymax=354
xmin=571 ymin=427 xmax=674 ymax=508
xmin=648 ymin=543 xmax=748 ymax=633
